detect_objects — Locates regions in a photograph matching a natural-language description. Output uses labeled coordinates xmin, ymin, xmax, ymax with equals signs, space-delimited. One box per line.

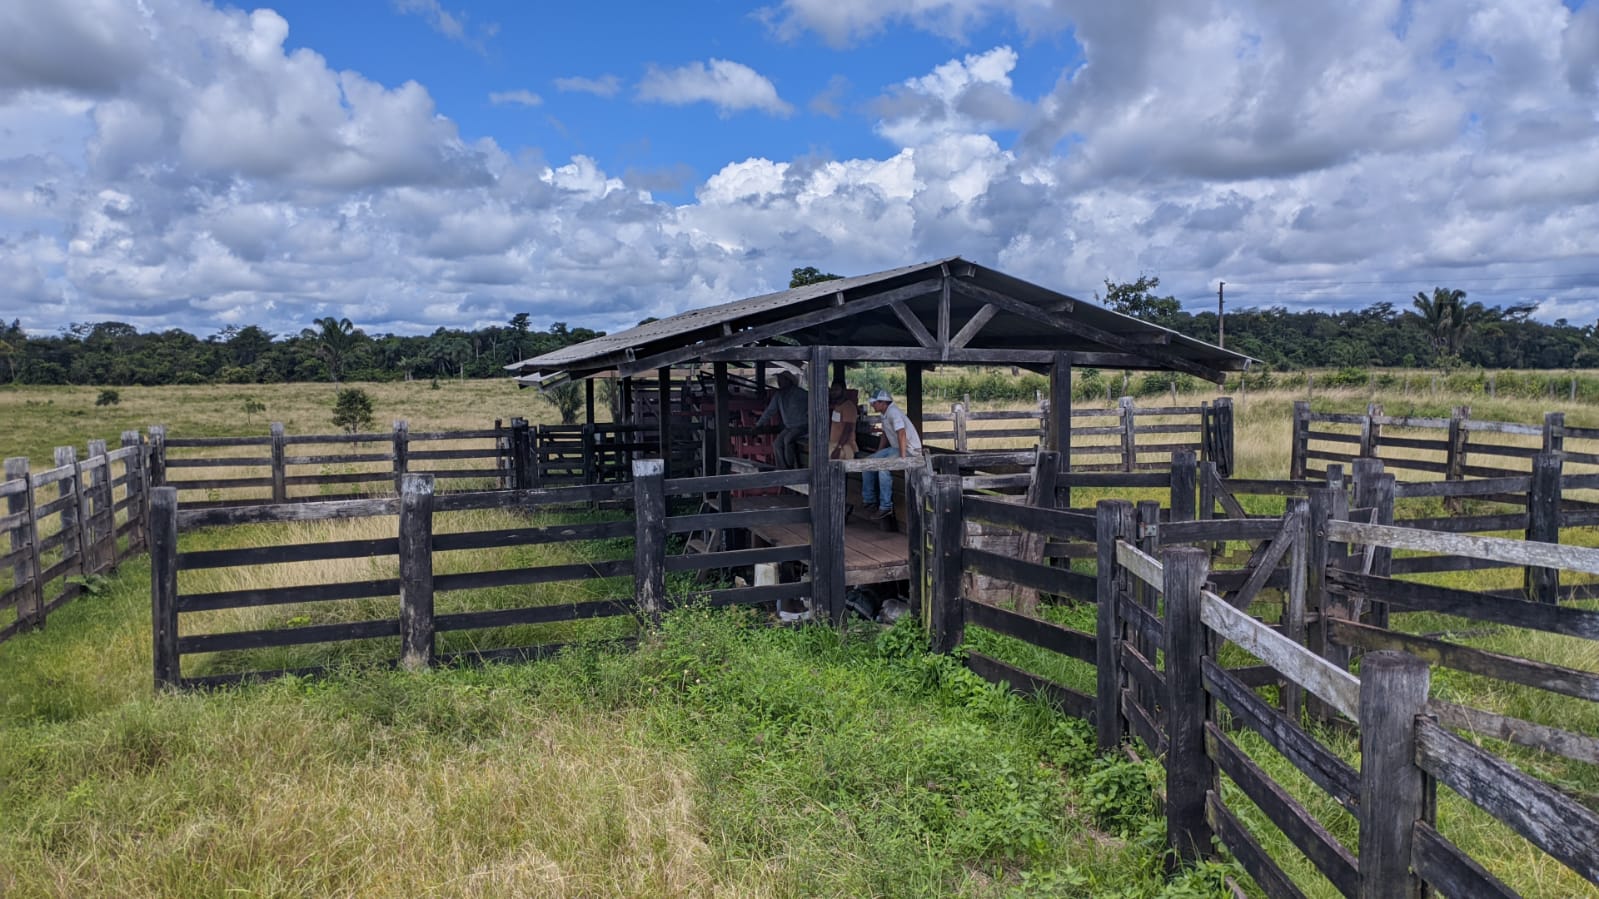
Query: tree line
xmin=0 ymin=314 xmax=602 ymax=386
xmin=1099 ymin=277 xmax=1598 ymax=371
xmin=1 ymin=276 xmax=1595 ymax=388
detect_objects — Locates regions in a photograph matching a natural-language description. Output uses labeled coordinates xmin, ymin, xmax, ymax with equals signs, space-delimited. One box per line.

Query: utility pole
xmin=1217 ymin=281 xmax=1226 ymax=349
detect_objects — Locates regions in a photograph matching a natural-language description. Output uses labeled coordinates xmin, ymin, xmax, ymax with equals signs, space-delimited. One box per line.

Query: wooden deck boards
xmin=732 ymin=493 xmax=910 ymax=586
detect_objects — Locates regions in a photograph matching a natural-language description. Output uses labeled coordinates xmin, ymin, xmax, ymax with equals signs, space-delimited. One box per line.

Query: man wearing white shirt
xmin=862 ymin=389 xmax=922 ymax=529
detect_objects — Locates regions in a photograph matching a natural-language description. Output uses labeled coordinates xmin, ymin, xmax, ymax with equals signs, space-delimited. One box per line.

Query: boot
xmin=878 ymin=511 xmax=898 ymax=533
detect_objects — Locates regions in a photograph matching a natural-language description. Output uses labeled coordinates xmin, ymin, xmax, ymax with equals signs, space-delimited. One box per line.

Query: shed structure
xmin=505 ymin=256 xmax=1252 ymax=596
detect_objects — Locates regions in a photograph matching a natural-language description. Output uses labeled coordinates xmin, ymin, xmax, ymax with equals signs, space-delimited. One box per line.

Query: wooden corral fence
xmin=911 ymin=457 xmax=1599 ymax=896
xmin=2 ymin=432 xmax=150 ymax=644
xmin=149 ymin=462 xmax=842 ymax=688
xmin=1291 ymin=401 xmax=1599 ymax=484
xmin=920 ymin=396 xmax=1234 ymax=475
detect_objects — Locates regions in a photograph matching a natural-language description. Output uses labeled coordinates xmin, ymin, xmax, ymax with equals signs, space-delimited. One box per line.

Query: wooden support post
xmin=1306 ymin=486 xmax=1336 ymax=722
xmin=151 ymin=486 xmax=179 ymax=689
xmin=1170 ymin=449 xmax=1197 ymax=522
xmin=120 ymin=431 xmax=145 ymax=554
xmin=397 ymin=474 xmax=435 ymax=671
xmin=1544 ymin=411 xmax=1566 ymax=454
xmin=712 ymin=360 xmax=731 ymax=518
xmin=657 ymin=367 xmax=672 ymax=478
xmin=4 ymin=458 xmax=42 ymax=628
xmin=494 ymin=419 xmax=507 ymax=489
xmin=148 ymin=425 xmax=166 ymax=486
xmin=907 ymin=467 xmax=929 ymax=617
xmin=808 ymin=346 xmax=843 ymax=623
xmin=905 ymin=363 xmax=924 ymax=438
xmin=1283 ymin=498 xmax=1310 ymax=720
xmin=585 ymin=377 xmax=596 ymax=425
xmin=1096 ymin=499 xmax=1136 ymax=752
xmin=633 ymin=458 xmax=666 ymax=625
xmin=270 ymin=422 xmax=288 ymax=503
xmin=391 ymin=420 xmax=409 ymax=494
xmin=1163 ymin=545 xmax=1214 ymax=864
xmin=1290 ymin=401 xmax=1309 ymax=480
xmin=1119 ymin=395 xmax=1137 ymax=473
xmin=510 ymin=418 xmax=531 ymax=489
xmin=953 ymin=401 xmax=968 ymax=453
xmin=88 ymin=439 xmax=109 ymax=573
xmin=54 ymin=446 xmax=82 ymax=580
xmin=822 ymin=460 xmax=849 ymax=624
xmin=1050 ymin=352 xmax=1072 ymax=506
xmin=1198 ymin=460 xmax=1217 ymax=522
xmin=927 ymin=472 xmax=964 ymax=653
xmin=621 ymin=377 xmax=635 ymax=425
xmin=581 ymin=424 xmax=598 ymax=486
xmin=1359 ymin=403 xmax=1381 ymax=458
xmin=1357 ymin=651 xmax=1432 ymax=899
xmin=1446 ymin=405 xmax=1469 ymax=485
xmin=1526 ymin=451 xmax=1562 ymax=604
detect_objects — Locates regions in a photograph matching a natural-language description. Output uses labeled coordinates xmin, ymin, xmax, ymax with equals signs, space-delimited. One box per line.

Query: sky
xmin=2 ymin=0 xmax=1599 ymax=342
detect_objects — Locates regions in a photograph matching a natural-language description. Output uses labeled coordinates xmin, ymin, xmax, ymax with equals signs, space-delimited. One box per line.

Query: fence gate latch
xmin=1138 ymin=522 xmax=1159 ymax=540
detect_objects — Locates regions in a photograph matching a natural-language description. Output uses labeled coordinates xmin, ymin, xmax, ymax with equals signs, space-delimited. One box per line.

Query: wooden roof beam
xmin=949 ymin=279 xmax=1226 ymax=383
xmin=615 ymin=278 xmax=941 ymax=377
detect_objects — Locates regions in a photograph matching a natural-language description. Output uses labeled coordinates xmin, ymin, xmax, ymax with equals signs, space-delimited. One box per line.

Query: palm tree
xmin=1410 ymin=287 xmax=1466 ymax=358
xmin=300 ymin=317 xmax=360 ymax=384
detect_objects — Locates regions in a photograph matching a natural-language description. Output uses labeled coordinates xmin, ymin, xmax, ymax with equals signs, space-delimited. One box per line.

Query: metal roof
xmin=507 ymin=257 xmax=1253 ymax=381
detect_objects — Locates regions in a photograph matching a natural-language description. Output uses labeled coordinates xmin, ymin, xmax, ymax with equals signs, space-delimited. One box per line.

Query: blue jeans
xmin=861 ymin=447 xmax=898 ymax=512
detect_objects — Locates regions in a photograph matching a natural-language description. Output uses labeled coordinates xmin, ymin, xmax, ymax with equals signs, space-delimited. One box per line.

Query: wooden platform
xmin=732 ymin=493 xmax=910 ymax=587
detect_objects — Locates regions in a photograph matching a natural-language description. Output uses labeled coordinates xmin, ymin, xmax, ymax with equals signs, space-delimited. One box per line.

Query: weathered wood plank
xmin=433 ymin=559 xmax=633 ymax=593
xmin=1159 ymin=518 xmax=1283 ymax=544
xmin=432 ymin=520 xmax=634 ymax=553
xmin=1410 ymin=822 xmax=1517 ymax=899
xmin=1327 ymin=519 xmax=1599 ymax=577
xmin=178 ymin=578 xmax=400 ymax=613
xmin=964 ymin=548 xmax=1094 ymax=602
xmin=1122 ymin=688 xmax=1165 ymax=757
xmin=1116 ymin=539 xmax=1163 ymax=589
xmin=434 ymin=598 xmax=636 ymax=632
xmin=966 ymin=650 xmax=1094 ymax=721
xmin=1328 ymin=569 xmax=1599 ymax=639
xmin=178 ymin=496 xmax=400 ymax=529
xmin=1429 ymin=699 xmax=1599 ymax=765
xmin=963 ymin=598 xmax=1095 ymax=662
xmin=1207 ymin=791 xmax=1310 ymax=899
xmin=1165 ymin=547 xmax=1214 ymax=862
xmin=662 ymin=467 xmax=810 ymax=496
xmin=151 ymin=487 xmax=179 ymax=687
xmin=177 ymin=538 xmax=400 ymax=571
xmin=179 ymin=618 xmax=401 ymax=654
xmin=1202 ymin=591 xmax=1361 ymax=720
xmin=1416 ymin=717 xmax=1599 ymax=886
xmin=398 ymin=474 xmax=434 ymax=669
xmin=665 ymin=506 xmax=810 ymax=535
xmin=1328 ymin=619 xmax=1599 ymax=702
xmin=1207 ymin=723 xmax=1358 ymax=898
xmin=1358 ymin=651 xmax=1431 ymax=899
xmin=664 ymin=544 xmax=811 ymax=571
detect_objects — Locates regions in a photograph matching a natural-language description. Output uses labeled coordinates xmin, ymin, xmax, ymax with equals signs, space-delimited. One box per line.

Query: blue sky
xmin=1 ymin=0 xmax=1598 ymax=339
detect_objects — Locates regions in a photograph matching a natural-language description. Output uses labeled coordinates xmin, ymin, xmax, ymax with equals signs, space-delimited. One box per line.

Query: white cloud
xmin=489 ymin=89 xmax=542 ymax=107
xmin=391 ymin=0 xmax=497 ymax=54
xmin=554 ymin=74 xmax=622 ymax=97
xmin=637 ymin=59 xmax=794 ymax=117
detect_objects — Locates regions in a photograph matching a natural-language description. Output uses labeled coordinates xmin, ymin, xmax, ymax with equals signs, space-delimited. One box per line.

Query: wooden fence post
xmin=953 ymin=401 xmax=969 ymax=453
xmin=1544 ymin=411 xmax=1566 ymax=454
xmin=1096 ymin=499 xmax=1136 ymax=752
xmin=927 ymin=472 xmax=965 ymax=653
xmin=55 ymin=446 xmax=92 ymax=579
xmin=1170 ymin=449 xmax=1197 ymax=522
xmin=633 ymin=459 xmax=666 ymax=625
xmin=1198 ymin=460 xmax=1217 ymax=521
xmin=1163 ymin=545 xmax=1214 ymax=863
xmin=151 ymin=486 xmax=180 ymax=689
xmin=392 ymin=420 xmax=409 ymax=494
xmin=907 ymin=467 xmax=929 ymax=617
xmin=4 ymin=458 xmax=43 ymax=628
xmin=88 ymin=439 xmax=110 ymax=573
xmin=510 ymin=418 xmax=532 ymax=489
xmin=1445 ymin=405 xmax=1469 ymax=489
xmin=1526 ymin=451 xmax=1562 ymax=604
xmin=1357 ymin=651 xmax=1432 ymax=899
xmin=1215 ymin=396 xmax=1235 ymax=477
xmin=1291 ymin=401 xmax=1310 ymax=480
xmin=148 ymin=425 xmax=166 ymax=486
xmin=1359 ymin=403 xmax=1382 ymax=459
xmin=821 ymin=460 xmax=849 ymax=624
xmin=270 ymin=422 xmax=287 ymax=504
xmin=1119 ymin=396 xmax=1137 ymax=473
xmin=581 ymin=423 xmax=599 ymax=486
xmin=397 ymin=473 xmax=435 ymax=670
xmin=1283 ymin=498 xmax=1310 ymax=719
xmin=120 ymin=430 xmax=146 ymax=555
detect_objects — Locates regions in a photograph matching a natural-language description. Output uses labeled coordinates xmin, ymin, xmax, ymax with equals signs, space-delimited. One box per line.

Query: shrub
xmin=240 ymin=397 xmax=266 ymax=426
xmin=95 ymin=388 xmax=120 ymax=407
xmin=331 ymin=388 xmax=375 ymax=435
